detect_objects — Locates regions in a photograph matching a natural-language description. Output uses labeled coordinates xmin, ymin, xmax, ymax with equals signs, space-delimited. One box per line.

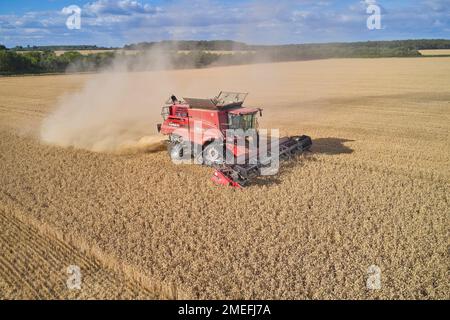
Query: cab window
xmin=228 ymin=114 xmax=255 ymax=130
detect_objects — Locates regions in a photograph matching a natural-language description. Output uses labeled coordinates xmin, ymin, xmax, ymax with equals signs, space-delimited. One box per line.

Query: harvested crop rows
xmin=0 ymin=58 xmax=449 ymax=299
xmin=0 ymin=202 xmax=172 ymax=299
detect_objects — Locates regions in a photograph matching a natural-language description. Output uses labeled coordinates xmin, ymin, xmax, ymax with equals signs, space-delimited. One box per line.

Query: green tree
xmin=0 ymin=50 xmax=33 ymax=73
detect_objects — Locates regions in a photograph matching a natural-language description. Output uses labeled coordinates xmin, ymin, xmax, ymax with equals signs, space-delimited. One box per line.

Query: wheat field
xmin=419 ymin=49 xmax=450 ymax=56
xmin=0 ymin=58 xmax=449 ymax=299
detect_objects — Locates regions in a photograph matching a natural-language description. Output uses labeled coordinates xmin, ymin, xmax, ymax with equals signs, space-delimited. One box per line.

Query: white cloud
xmin=291 ymin=10 xmax=311 ymax=22
xmin=0 ymin=0 xmax=449 ymax=47
xmin=423 ymin=0 xmax=448 ymax=12
xmin=84 ymin=0 xmax=161 ymax=16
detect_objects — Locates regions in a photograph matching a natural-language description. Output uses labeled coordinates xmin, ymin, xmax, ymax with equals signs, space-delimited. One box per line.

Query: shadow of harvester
xmin=309 ymin=137 xmax=354 ymax=155
xmin=251 ymin=137 xmax=354 ymax=187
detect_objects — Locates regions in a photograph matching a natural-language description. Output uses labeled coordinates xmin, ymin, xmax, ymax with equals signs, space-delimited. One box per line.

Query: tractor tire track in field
xmin=0 ymin=203 xmax=174 ymax=299
xmin=0 ymin=188 xmax=186 ymax=300
xmin=0 ymin=105 xmax=46 ymax=117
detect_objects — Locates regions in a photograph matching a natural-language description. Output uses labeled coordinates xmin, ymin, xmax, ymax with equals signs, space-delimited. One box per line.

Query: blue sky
xmin=0 ymin=0 xmax=449 ymax=47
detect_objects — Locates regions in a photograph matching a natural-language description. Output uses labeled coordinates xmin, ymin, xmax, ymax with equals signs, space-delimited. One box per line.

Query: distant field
xmin=0 ymin=58 xmax=449 ymax=299
xmin=177 ymin=50 xmax=256 ymax=55
xmin=55 ymin=49 xmax=141 ymax=56
xmin=419 ymin=49 xmax=450 ymax=56
xmin=54 ymin=49 xmax=115 ymax=56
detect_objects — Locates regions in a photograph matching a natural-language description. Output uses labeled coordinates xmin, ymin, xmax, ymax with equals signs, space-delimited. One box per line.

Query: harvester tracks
xmin=0 ymin=205 xmax=163 ymax=299
xmin=0 ymin=105 xmax=46 ymax=118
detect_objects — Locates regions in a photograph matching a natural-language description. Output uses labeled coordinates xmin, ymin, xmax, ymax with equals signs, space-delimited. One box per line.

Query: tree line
xmin=1 ymin=39 xmax=450 ymax=75
xmin=0 ymin=50 xmax=115 ymax=75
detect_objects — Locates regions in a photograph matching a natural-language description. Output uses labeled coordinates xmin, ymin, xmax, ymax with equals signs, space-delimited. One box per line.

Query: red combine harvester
xmin=157 ymin=92 xmax=312 ymax=188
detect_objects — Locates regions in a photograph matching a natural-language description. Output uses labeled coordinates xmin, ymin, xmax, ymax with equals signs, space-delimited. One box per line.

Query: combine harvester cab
xmin=157 ymin=92 xmax=312 ymax=188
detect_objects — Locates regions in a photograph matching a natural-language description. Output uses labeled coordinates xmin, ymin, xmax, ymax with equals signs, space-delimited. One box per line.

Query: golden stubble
xmin=0 ymin=57 xmax=449 ymax=299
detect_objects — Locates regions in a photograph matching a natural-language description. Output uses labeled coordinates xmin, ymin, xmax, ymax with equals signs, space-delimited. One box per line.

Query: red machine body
xmin=159 ymin=92 xmax=259 ymax=159
xmin=211 ymin=170 xmax=243 ymax=189
xmin=157 ymin=92 xmax=312 ymax=188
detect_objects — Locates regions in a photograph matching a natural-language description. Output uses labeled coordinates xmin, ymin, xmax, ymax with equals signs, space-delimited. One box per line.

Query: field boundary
xmin=1 ymin=194 xmax=190 ymax=299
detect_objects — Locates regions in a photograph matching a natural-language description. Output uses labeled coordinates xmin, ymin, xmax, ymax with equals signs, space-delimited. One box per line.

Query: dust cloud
xmin=40 ymin=48 xmax=174 ymax=153
xmin=39 ymin=1 xmax=307 ymax=154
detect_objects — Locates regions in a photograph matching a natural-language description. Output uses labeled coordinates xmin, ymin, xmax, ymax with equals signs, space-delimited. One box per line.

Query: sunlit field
xmin=1 ymin=57 xmax=449 ymax=299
